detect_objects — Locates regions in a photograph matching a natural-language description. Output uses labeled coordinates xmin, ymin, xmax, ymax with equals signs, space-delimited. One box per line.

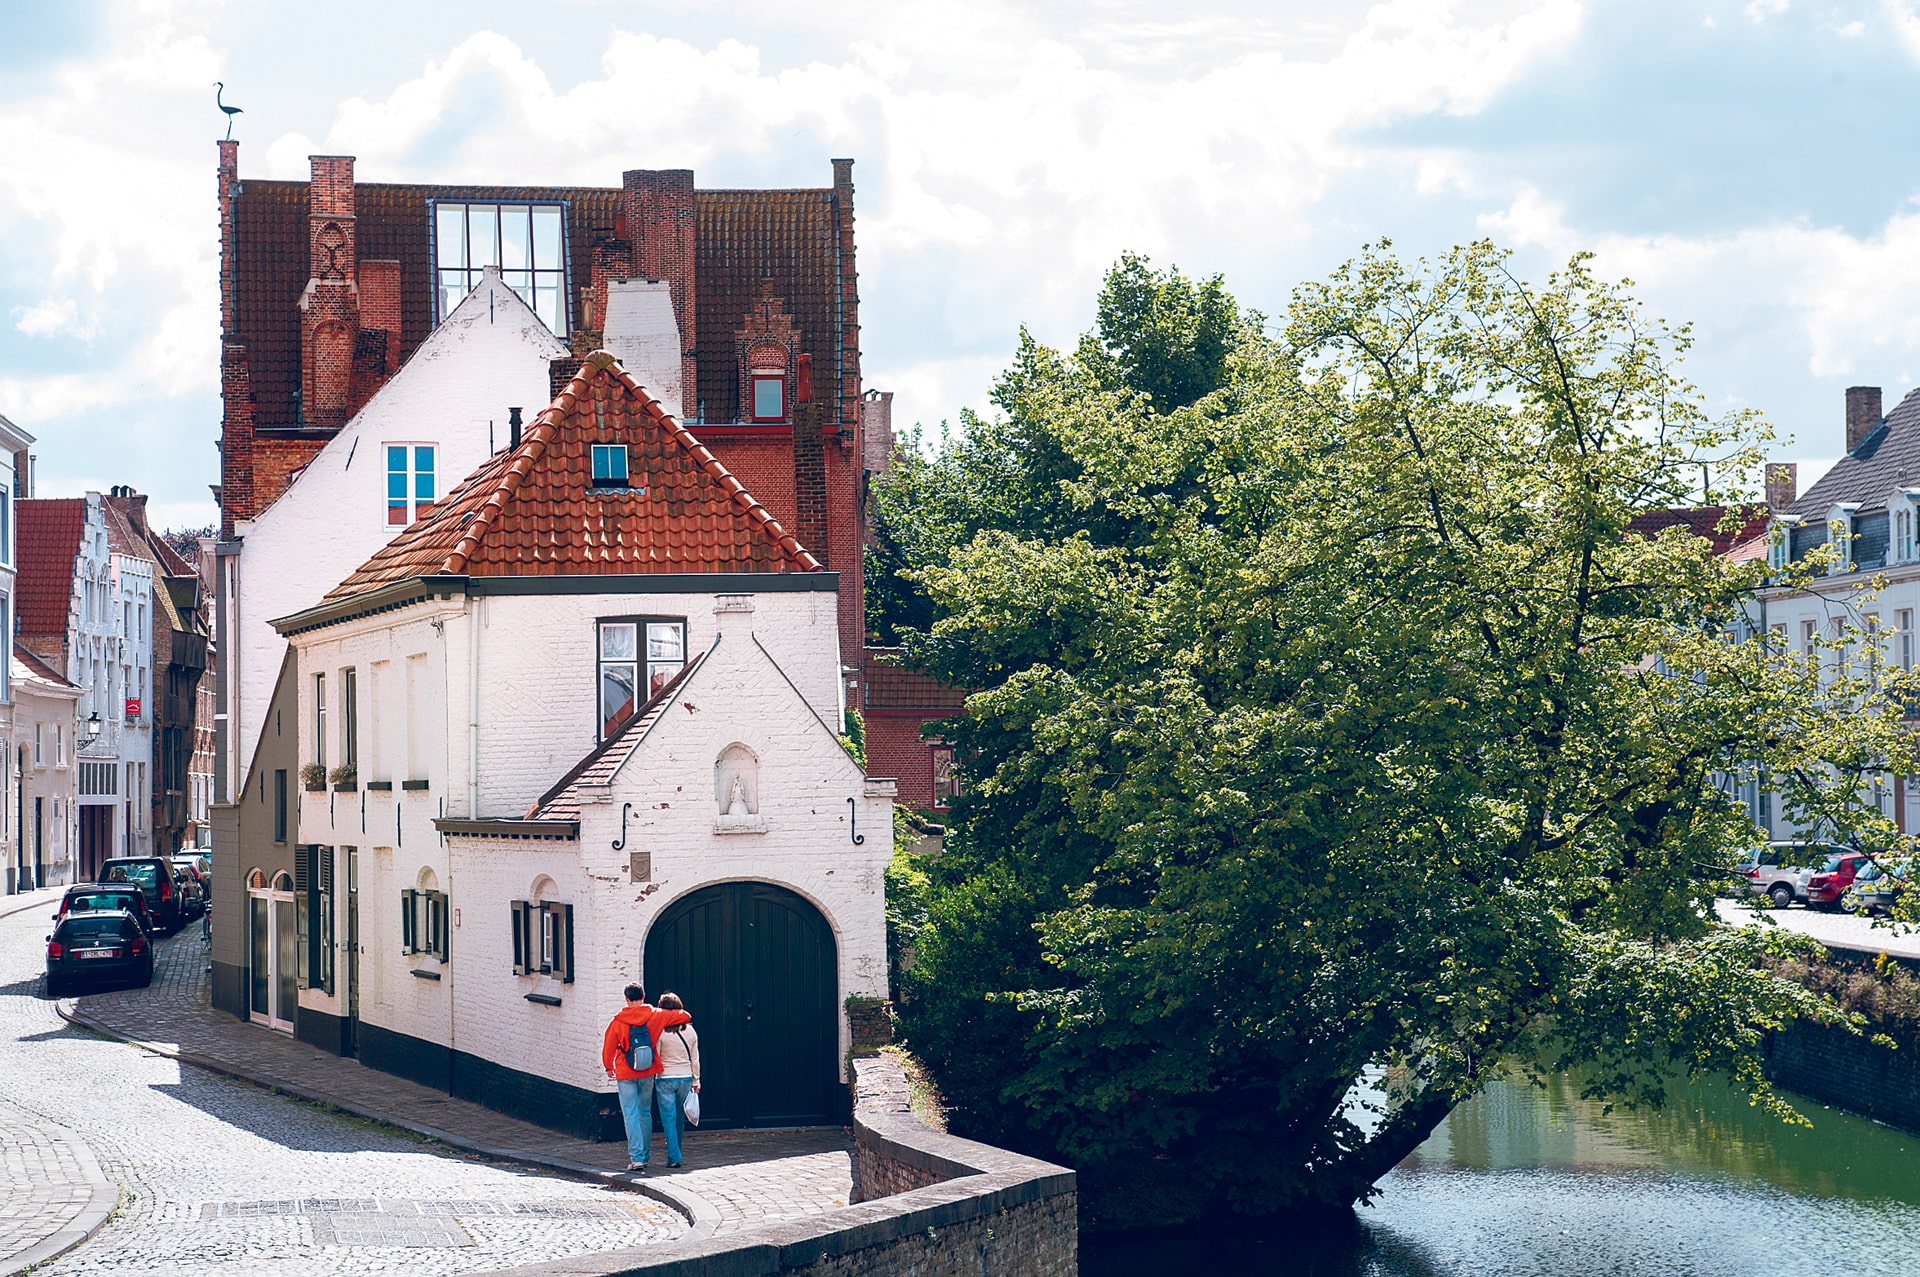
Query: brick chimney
xmin=217 ymin=139 xmax=251 ymax=534
xmin=831 ymin=159 xmax=859 ymax=432
xmin=1765 ymin=462 xmax=1797 ymax=513
xmin=792 ymin=353 xmax=829 ymax=566
xmin=622 ymin=170 xmax=696 ymax=413
xmin=1847 ymin=385 xmax=1883 ymax=455
xmin=300 ymin=155 xmax=361 ymax=429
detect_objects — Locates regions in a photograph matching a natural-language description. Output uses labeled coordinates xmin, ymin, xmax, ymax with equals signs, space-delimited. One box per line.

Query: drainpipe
xmin=467 ymin=596 xmax=480 ymax=821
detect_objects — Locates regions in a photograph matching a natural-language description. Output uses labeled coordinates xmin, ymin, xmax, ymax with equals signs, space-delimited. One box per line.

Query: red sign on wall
xmin=124 ymin=698 xmax=141 ymax=719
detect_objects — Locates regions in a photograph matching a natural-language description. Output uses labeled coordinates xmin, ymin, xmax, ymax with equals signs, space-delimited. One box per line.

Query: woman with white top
xmin=652 ymin=992 xmax=700 ymax=1168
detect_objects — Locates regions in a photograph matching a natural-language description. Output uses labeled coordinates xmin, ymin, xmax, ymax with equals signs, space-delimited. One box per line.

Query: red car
xmin=1805 ymin=852 xmax=1876 ymax=910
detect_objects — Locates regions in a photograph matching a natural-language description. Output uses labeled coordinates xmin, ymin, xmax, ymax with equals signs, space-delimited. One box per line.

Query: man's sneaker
xmin=625 ymin=1162 xmax=648 ymax=1172
xmin=667 ymin=1161 xmax=683 ymax=1169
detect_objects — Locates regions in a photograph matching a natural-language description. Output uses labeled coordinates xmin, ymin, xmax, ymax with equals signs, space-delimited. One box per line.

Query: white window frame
xmin=430 ymin=200 xmax=569 ymax=336
xmin=595 ymin=617 xmax=687 ymax=740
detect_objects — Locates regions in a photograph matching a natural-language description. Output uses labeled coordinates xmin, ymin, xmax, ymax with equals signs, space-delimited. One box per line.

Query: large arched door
xmin=643 ymin=882 xmax=839 ymax=1128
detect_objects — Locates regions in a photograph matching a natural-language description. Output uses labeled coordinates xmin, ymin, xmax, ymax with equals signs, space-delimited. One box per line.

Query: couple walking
xmin=602 ymin=984 xmax=701 ymax=1171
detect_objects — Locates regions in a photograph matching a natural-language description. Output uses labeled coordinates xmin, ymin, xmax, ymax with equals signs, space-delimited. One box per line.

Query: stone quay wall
xmin=500 ymin=1052 xmax=1079 ymax=1277
xmin=1767 ymin=1018 xmax=1920 ymax=1136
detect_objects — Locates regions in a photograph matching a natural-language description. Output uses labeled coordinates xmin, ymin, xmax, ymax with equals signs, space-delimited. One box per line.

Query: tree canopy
xmin=879 ymin=245 xmax=1905 ymax=1227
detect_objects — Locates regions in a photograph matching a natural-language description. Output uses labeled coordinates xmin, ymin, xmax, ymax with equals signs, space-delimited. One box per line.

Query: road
xmin=1714 ymin=897 xmax=1920 ymax=960
xmin=0 ymin=901 xmax=684 ymax=1275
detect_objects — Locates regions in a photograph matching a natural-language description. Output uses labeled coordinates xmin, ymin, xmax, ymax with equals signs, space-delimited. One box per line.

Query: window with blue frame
xmin=387 ymin=444 xmax=436 ymax=526
xmin=590 ymin=444 xmax=629 ymax=489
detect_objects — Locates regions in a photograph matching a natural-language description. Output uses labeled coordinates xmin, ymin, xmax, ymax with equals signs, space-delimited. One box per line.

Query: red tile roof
xmin=1626 ymin=505 xmax=1769 ymax=555
xmin=861 ymin=649 xmax=968 ymax=710
xmin=13 ymin=642 xmax=74 ymax=687
xmin=526 ymin=648 xmax=712 ymax=822
xmin=16 ymin=499 xmax=85 ymax=637
xmin=324 ymin=351 xmax=820 ymax=602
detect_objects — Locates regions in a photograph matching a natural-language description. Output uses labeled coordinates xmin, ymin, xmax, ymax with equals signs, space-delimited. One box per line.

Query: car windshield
xmin=1820 ymin=856 xmax=1846 ymax=873
xmin=104 ymin=864 xmax=159 ymax=889
xmin=1857 ymin=864 xmax=1884 ymax=883
xmin=58 ymin=917 xmax=130 ymax=938
xmin=68 ymin=893 xmax=137 ymax=913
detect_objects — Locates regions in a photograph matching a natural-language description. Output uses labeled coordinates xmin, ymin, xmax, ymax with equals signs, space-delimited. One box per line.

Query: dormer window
xmin=751 ymin=374 xmax=787 ymax=422
xmin=1828 ymin=503 xmax=1861 ymax=574
xmin=590 ymin=445 xmax=629 ymax=489
xmin=1768 ymin=518 xmax=1797 ymax=573
xmin=431 ymin=200 xmax=568 ymax=336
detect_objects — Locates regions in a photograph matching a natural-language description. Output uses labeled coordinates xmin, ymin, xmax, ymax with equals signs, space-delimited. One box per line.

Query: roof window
xmin=591 ymin=444 xmax=629 ymax=489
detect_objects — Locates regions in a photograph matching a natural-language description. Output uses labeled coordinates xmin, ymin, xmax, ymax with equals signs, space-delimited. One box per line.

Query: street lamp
xmin=85 ymin=712 xmax=101 ymax=743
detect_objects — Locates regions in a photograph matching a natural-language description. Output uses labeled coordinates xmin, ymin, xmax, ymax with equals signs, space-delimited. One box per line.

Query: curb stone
xmin=0 ymin=1116 xmax=116 ymax=1277
xmin=54 ymin=999 xmax=720 ymax=1239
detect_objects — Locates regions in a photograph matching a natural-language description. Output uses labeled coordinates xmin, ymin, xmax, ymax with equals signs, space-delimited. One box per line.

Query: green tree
xmin=896 ymin=242 xmax=1904 ymax=1227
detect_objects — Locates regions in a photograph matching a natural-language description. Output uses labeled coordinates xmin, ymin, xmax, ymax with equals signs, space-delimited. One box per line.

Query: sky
xmin=4 ymin=0 xmax=1920 ymax=531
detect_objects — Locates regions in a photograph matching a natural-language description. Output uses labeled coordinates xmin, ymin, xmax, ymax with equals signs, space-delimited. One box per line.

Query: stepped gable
xmin=323 ymin=351 xmax=820 ymax=603
xmin=17 ymin=498 xmax=86 ymax=636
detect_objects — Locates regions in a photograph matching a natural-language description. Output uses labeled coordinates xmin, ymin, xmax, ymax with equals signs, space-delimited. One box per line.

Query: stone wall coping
xmin=497 ymin=1054 xmax=1077 ymax=1276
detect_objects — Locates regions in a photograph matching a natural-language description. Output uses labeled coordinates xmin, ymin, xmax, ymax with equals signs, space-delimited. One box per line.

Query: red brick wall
xmin=251 ymin=439 xmax=328 ymax=507
xmin=865 ymin=707 xmax=962 ymax=811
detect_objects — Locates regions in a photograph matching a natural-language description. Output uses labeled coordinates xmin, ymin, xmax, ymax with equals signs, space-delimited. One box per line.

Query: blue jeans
xmin=616 ymin=1077 xmax=656 ymax=1164
xmin=654 ymin=1076 xmax=693 ymax=1164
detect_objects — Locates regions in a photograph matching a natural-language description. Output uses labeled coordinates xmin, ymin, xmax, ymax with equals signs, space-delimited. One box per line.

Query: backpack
xmin=627 ymin=1022 xmax=654 ymax=1072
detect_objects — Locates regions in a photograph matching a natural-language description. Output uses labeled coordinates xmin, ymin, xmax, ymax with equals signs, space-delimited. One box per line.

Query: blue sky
xmin=4 ymin=0 xmax=1920 ymax=529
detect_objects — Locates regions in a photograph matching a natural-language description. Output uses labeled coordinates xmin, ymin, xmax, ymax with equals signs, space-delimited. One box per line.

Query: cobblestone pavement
xmin=65 ymin=913 xmax=852 ymax=1238
xmin=1715 ymin=897 xmax=1920 ymax=959
xmin=0 ymin=906 xmax=686 ymax=1275
xmin=0 ymin=1101 xmax=113 ymax=1273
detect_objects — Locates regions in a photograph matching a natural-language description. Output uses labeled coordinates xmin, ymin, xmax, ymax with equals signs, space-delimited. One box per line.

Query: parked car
xmin=1843 ymin=858 xmax=1911 ymax=916
xmin=173 ymin=866 xmax=206 ymax=921
xmin=182 ymin=862 xmax=210 ymax=914
xmin=1805 ymin=851 xmax=1878 ymax=911
xmin=98 ymin=856 xmax=188 ymax=932
xmin=53 ymin=884 xmax=155 ymax=935
xmin=45 ymin=910 xmax=153 ymax=996
xmin=1739 ymin=841 xmax=1838 ymax=908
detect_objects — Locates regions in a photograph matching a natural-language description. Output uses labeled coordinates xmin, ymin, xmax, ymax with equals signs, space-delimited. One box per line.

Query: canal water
xmin=1082 ymin=1072 xmax=1920 ymax=1276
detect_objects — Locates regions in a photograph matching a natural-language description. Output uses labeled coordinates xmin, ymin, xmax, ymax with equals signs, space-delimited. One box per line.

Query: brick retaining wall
xmin=498 ymin=1053 xmax=1078 ymax=1276
xmin=1767 ymin=1018 xmax=1920 ymax=1135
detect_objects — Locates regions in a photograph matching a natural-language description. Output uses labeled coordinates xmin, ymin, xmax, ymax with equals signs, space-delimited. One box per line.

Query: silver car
xmin=1739 ymin=841 xmax=1838 ymax=908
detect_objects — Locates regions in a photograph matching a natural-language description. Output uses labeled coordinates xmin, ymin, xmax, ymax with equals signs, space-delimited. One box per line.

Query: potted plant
xmin=301 ymin=763 xmax=327 ymax=792
xmin=329 ymin=762 xmax=358 ymax=791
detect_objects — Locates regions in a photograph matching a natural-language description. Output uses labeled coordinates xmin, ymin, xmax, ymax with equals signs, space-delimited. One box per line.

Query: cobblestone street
xmin=0 ymin=902 xmax=688 ymax=1275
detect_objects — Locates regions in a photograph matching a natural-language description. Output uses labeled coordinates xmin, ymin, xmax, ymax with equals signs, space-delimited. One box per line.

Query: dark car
xmin=99 ymin=856 xmax=187 ymax=932
xmin=45 ymin=911 xmax=153 ymax=996
xmin=172 ymin=866 xmax=205 ymax=921
xmin=1806 ymin=852 xmax=1876 ymax=910
xmin=54 ymin=884 xmax=155 ymax=934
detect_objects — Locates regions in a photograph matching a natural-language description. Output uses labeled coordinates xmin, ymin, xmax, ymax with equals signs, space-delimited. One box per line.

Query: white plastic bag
xmin=683 ymin=1088 xmax=701 ymax=1127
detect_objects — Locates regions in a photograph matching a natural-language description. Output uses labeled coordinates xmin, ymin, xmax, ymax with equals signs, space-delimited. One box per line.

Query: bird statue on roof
xmin=214 ymin=82 xmax=243 ymax=141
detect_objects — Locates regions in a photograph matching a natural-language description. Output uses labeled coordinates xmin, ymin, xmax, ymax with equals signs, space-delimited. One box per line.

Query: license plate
xmin=79 ymin=949 xmax=118 ymax=959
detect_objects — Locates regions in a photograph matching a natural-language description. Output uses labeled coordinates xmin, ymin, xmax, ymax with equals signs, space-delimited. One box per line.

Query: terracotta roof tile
xmin=324 ymin=352 xmax=820 ymax=602
xmin=1626 ymin=506 xmax=1769 ymax=555
xmin=13 ymin=641 xmax=74 ymax=687
xmin=861 ymin=649 xmax=968 ymax=709
xmin=16 ymin=499 xmax=85 ymax=637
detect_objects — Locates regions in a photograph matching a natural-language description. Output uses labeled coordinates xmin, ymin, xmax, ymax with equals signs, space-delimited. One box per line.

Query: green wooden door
xmin=643 ymin=883 xmax=839 ymax=1128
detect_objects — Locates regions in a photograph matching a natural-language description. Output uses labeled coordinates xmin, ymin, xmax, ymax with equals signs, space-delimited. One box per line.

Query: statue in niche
xmin=725 ymin=774 xmax=751 ymax=817
xmin=714 ymin=743 xmax=765 ymax=833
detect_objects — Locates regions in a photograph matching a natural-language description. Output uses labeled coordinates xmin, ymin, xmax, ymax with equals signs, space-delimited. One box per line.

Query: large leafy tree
xmin=889 ymin=245 xmax=1905 ymax=1227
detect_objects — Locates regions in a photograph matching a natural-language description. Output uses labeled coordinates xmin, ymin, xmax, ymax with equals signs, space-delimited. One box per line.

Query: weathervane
xmin=214 ymin=82 xmax=243 ymax=141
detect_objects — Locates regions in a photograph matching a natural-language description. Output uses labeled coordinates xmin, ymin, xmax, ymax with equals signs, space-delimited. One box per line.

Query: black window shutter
xmin=560 ymin=903 xmax=575 ymax=984
xmin=511 ymin=900 xmax=527 ymax=975
xmin=401 ymin=888 xmax=416 ymax=953
xmin=435 ymin=892 xmax=450 ymax=961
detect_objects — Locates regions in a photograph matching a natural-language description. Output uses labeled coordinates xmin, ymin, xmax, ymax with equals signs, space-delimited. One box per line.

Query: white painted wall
xmin=601 ymin=279 xmax=682 ymax=418
xmin=230 ymin=271 xmax=567 ymax=782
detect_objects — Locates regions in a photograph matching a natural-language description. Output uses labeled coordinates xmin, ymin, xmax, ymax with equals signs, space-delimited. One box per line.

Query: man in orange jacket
xmin=603 ymin=983 xmax=693 ymax=1171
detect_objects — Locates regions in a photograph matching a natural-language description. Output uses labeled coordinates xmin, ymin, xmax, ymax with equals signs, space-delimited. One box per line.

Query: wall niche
xmin=713 ymin=742 xmax=766 ymax=834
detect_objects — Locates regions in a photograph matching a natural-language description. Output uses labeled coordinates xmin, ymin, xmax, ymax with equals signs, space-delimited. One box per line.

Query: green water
xmin=1082 ymin=1074 xmax=1920 ymax=1276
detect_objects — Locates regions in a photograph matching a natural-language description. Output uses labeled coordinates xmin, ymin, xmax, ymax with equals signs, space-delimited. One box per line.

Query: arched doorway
xmin=643 ymin=882 xmax=839 ymax=1128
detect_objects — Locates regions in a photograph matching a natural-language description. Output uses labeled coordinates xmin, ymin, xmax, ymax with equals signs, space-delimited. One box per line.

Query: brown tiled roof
xmin=228 ymin=177 xmax=841 ymax=430
xmin=861 ymin=649 xmax=968 ymax=709
xmin=527 ymin=648 xmax=711 ymax=822
xmin=323 ymin=351 xmax=820 ymax=602
xmin=13 ymin=642 xmax=74 ymax=687
xmin=16 ymin=499 xmax=85 ymax=637
xmin=1626 ymin=506 xmax=1769 ymax=555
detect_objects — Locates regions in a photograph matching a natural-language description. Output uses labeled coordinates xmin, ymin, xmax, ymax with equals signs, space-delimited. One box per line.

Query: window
xmin=596 ymin=619 xmax=686 ymax=738
xmin=1802 ymin=619 xmax=1818 ymax=662
xmin=53 ymin=725 xmax=62 ymax=766
xmin=1901 ymin=509 xmax=1915 ymax=563
xmin=511 ymin=899 xmax=574 ymax=981
xmin=432 ymin=200 xmax=567 ymax=335
xmin=296 ymin=844 xmax=335 ymax=995
xmin=590 ymin=445 xmax=629 ymax=489
xmin=401 ymin=887 xmax=450 ymax=960
xmin=931 ymin=744 xmax=960 ymax=811
xmin=751 ymin=374 xmax=786 ymax=422
xmin=1867 ymin=614 xmax=1882 ymax=686
xmin=273 ymin=769 xmax=287 ymax=843
xmin=386 ymin=445 xmax=436 ymax=526
xmin=0 ymin=484 xmax=10 ymax=565
xmin=342 ymin=668 xmax=358 ymax=769
xmin=313 ymin=673 xmax=327 ymax=770
xmin=32 ymin=723 xmax=41 ymax=766
xmin=1901 ymin=610 xmax=1914 ymax=672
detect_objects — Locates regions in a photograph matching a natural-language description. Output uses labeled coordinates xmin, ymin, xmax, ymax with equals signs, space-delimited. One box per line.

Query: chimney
xmin=1847 ymin=385 xmax=1883 ymax=455
xmin=622 ymin=170 xmax=696 ymax=415
xmin=792 ymin=353 xmax=829 ymax=566
xmin=12 ymin=449 xmax=28 ymax=499
xmin=508 ymin=406 xmax=523 ymax=450
xmin=860 ymin=389 xmax=894 ymax=477
xmin=1765 ymin=462 xmax=1797 ymax=513
xmin=831 ymin=158 xmax=859 ymax=432
xmin=300 ymin=155 xmax=361 ymax=429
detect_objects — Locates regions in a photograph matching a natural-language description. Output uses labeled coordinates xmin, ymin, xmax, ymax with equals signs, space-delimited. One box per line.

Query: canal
xmin=1083 ymin=1072 xmax=1920 ymax=1275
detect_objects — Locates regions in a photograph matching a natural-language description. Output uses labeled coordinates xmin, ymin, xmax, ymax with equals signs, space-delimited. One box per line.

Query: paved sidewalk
xmin=1715 ymin=898 xmax=1920 ymax=960
xmin=63 ymin=928 xmax=851 ymax=1236
xmin=0 ymin=1103 xmax=114 ymax=1275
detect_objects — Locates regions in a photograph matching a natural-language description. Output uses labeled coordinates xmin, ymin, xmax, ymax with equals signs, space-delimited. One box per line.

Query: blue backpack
xmin=628 ymin=1022 xmax=654 ymax=1072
